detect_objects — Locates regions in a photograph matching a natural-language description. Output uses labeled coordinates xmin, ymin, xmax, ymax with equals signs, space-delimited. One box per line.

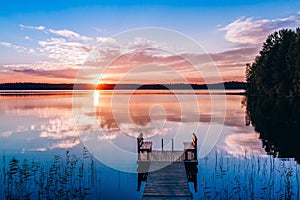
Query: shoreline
xmin=0 ymin=89 xmax=246 ymax=96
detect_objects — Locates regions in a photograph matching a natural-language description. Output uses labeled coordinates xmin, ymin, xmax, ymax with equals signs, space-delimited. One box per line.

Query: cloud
xmin=37 ymin=38 xmax=92 ymax=67
xmin=12 ymin=68 xmax=78 ymax=79
xmin=50 ymin=138 xmax=80 ymax=149
xmin=93 ymin=46 xmax=257 ymax=83
xmin=3 ymin=24 xmax=257 ymax=83
xmin=4 ymin=61 xmax=77 ymax=71
xmin=19 ymin=24 xmax=46 ymax=31
xmin=224 ymin=132 xmax=266 ymax=158
xmin=0 ymin=100 xmax=82 ymax=150
xmin=220 ymin=13 xmax=300 ymax=45
xmin=20 ymin=24 xmax=92 ymax=42
xmin=128 ymin=37 xmax=167 ymax=50
xmin=49 ymin=29 xmax=92 ymax=41
xmin=0 ymin=41 xmax=27 ymax=52
xmin=93 ymin=27 xmax=110 ymax=34
xmin=210 ymin=47 xmax=259 ymax=68
xmin=2 ymin=39 xmax=252 ymax=83
xmin=6 ymin=24 xmax=94 ymax=75
xmin=97 ymin=133 xmax=117 ymax=141
xmin=1 ymin=131 xmax=13 ymax=137
xmin=96 ymin=37 xmax=116 ymax=44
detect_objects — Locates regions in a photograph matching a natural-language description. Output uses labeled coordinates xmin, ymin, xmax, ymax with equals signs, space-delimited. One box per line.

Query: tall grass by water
xmin=0 ymin=147 xmax=101 ymax=199
xmin=1 ymin=148 xmax=300 ymax=200
xmin=196 ymin=151 xmax=300 ymax=200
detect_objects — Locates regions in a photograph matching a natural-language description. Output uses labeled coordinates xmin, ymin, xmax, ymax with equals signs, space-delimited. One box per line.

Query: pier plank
xmin=142 ymin=162 xmax=192 ymax=200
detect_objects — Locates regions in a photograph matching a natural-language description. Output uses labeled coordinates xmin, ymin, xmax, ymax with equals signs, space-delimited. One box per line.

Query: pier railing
xmin=136 ymin=133 xmax=199 ymax=196
xmin=137 ymin=133 xmax=198 ymax=162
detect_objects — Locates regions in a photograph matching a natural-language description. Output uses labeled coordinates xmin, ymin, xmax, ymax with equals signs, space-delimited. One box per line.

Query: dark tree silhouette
xmin=246 ymin=96 xmax=300 ymax=163
xmin=246 ymin=28 xmax=300 ymax=162
xmin=246 ymin=28 xmax=300 ymax=97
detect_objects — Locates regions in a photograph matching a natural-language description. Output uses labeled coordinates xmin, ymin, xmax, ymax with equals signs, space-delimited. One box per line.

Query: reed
xmin=0 ymin=147 xmax=101 ymax=199
xmin=196 ymin=151 xmax=300 ymax=200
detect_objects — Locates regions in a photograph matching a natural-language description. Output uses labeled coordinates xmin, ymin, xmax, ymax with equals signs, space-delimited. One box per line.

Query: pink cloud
xmin=49 ymin=29 xmax=92 ymax=41
xmin=220 ymin=13 xmax=300 ymax=45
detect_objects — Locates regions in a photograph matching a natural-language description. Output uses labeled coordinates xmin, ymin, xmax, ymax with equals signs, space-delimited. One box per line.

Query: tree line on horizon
xmin=246 ymin=28 xmax=300 ymax=97
xmin=0 ymin=81 xmax=246 ymax=90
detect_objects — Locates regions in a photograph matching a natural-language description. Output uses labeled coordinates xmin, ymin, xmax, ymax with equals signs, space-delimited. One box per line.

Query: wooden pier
xmin=143 ymin=162 xmax=192 ymax=199
xmin=137 ymin=133 xmax=198 ymax=199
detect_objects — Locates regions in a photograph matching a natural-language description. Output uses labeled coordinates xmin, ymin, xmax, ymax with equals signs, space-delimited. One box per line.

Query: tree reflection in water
xmin=247 ymin=96 xmax=300 ymax=162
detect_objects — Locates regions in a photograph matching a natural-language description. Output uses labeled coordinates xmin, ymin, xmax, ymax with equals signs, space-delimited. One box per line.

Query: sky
xmin=0 ymin=0 xmax=300 ymax=84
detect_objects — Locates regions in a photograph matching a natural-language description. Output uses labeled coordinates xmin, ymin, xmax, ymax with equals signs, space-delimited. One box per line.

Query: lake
xmin=0 ymin=90 xmax=299 ymax=199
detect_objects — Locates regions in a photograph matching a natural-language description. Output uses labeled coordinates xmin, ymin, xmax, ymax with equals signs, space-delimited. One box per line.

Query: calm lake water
xmin=0 ymin=90 xmax=299 ymax=199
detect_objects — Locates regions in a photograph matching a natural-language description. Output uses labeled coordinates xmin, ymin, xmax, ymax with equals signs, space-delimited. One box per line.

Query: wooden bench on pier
xmin=137 ymin=133 xmax=152 ymax=160
xmin=183 ymin=133 xmax=197 ymax=161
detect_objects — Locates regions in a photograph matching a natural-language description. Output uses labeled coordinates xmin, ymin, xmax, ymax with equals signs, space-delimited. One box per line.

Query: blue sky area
xmin=0 ymin=0 xmax=300 ymax=83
